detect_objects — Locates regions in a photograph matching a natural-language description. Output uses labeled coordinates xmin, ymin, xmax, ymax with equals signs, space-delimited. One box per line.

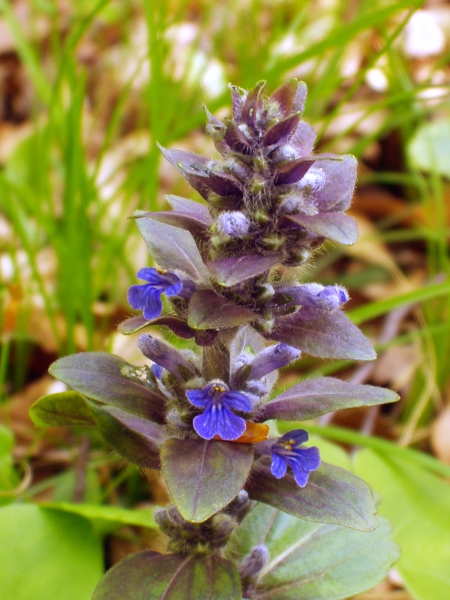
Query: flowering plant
xmin=31 ymin=80 xmax=400 ymax=599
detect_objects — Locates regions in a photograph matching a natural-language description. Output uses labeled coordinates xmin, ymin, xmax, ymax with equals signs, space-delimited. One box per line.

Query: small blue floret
xmin=271 ymin=429 xmax=320 ymax=487
xmin=128 ymin=267 xmax=182 ymax=320
xmin=186 ymin=383 xmax=253 ymax=441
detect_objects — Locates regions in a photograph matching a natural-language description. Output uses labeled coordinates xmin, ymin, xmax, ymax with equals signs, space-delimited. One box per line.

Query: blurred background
xmin=0 ymin=0 xmax=450 ymax=598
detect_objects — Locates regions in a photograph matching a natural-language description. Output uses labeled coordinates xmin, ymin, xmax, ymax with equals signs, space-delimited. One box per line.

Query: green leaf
xmin=407 ymin=118 xmax=450 ymax=178
xmin=161 ymin=438 xmax=254 ymax=523
xmin=91 ymin=551 xmax=242 ymax=600
xmin=228 ymin=503 xmax=399 ymax=600
xmin=0 ymin=504 xmax=102 ymax=600
xmin=30 ymin=391 xmax=96 ymax=427
xmin=49 ymin=352 xmax=166 ymax=424
xmin=354 ymin=448 xmax=450 ymax=600
xmin=87 ymin=401 xmax=165 ymax=469
xmin=188 ymin=290 xmax=256 ymax=329
xmin=41 ymin=502 xmax=156 ymax=537
xmin=246 ymin=460 xmax=378 ymax=531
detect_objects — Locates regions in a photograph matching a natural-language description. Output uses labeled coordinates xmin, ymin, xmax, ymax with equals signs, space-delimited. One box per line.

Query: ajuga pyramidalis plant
xmin=31 ymin=80 xmax=400 ymax=600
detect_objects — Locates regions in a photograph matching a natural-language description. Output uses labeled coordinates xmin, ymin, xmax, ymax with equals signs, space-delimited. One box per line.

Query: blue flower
xmin=186 ymin=383 xmax=253 ymax=441
xmin=271 ymin=429 xmax=320 ymax=487
xmin=128 ymin=268 xmax=183 ymax=320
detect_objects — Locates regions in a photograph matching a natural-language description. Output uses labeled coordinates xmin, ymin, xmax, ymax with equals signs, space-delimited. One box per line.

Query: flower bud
xmin=297 ymin=166 xmax=326 ymax=193
xmin=239 ymin=545 xmax=270 ymax=579
xmin=262 ymin=233 xmax=286 ymax=251
xmin=254 ymin=283 xmax=275 ymax=303
xmin=254 ymin=209 xmax=271 ymax=225
xmin=283 ymin=247 xmax=311 ymax=266
xmin=217 ymin=211 xmax=250 ymax=237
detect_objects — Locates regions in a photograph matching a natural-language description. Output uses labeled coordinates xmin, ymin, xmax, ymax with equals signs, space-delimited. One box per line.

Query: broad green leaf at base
xmin=0 ymin=504 xmax=103 ymax=600
xmin=228 ymin=502 xmax=399 ymax=600
xmin=354 ymin=448 xmax=450 ymax=600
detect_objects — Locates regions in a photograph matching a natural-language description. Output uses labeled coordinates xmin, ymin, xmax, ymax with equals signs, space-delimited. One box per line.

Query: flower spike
xmin=271 ymin=429 xmax=320 ymax=487
xmin=128 ymin=267 xmax=183 ymax=320
xmin=186 ymin=383 xmax=253 ymax=441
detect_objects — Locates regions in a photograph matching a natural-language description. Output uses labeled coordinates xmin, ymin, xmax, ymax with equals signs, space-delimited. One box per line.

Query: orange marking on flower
xmin=213 ymin=422 xmax=269 ymax=444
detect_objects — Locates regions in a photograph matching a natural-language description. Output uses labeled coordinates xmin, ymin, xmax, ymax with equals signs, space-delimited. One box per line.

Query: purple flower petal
xmin=193 ymin=403 xmax=246 ymax=441
xmin=288 ymin=446 xmax=321 ymax=487
xmin=187 ymin=383 xmax=252 ymax=441
xmin=221 ymin=390 xmax=253 ymax=412
xmin=128 ymin=268 xmax=183 ymax=320
xmin=279 ymin=429 xmax=309 ymax=446
xmin=270 ymin=429 xmax=320 ymax=488
xmin=186 ymin=388 xmax=212 ymax=408
xmin=271 ymin=452 xmax=287 ymax=479
xmin=128 ymin=284 xmax=163 ymax=320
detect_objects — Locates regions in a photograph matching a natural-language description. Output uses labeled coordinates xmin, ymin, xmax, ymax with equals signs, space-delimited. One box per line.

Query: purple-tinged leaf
xmin=49 ymin=352 xmax=166 ymax=424
xmin=147 ymin=211 xmax=208 ymax=235
xmin=257 ymin=378 xmax=399 ymax=422
xmin=135 ymin=215 xmax=209 ymax=283
xmin=118 ymin=315 xmax=218 ymax=346
xmin=30 ymin=391 xmax=96 ymax=427
xmin=246 ymin=460 xmax=378 ymax=531
xmin=133 ymin=196 xmax=212 ymax=235
xmin=188 ymin=290 xmax=256 ymax=330
xmin=223 ymin=120 xmax=253 ymax=154
xmin=118 ymin=315 xmax=153 ymax=335
xmin=161 ymin=438 xmax=254 ymax=523
xmin=207 ymin=254 xmax=281 ymax=287
xmin=285 ymin=213 xmax=359 ymax=245
xmin=159 ymin=145 xmax=243 ymax=197
xmin=91 ymin=551 xmax=242 ymax=600
xmin=263 ymin=112 xmax=301 ymax=146
xmin=201 ymin=168 xmax=244 ymax=196
xmin=118 ymin=315 xmax=192 ymax=338
xmin=229 ymin=84 xmax=246 ymax=122
xmin=194 ymin=328 xmax=220 ymax=346
xmin=166 ymin=195 xmax=212 ymax=221
xmin=269 ymin=308 xmax=376 ymax=361
xmin=269 ymin=79 xmax=302 ymax=117
xmin=158 ymin=145 xmax=212 ymax=199
xmin=276 ymin=153 xmax=340 ymax=186
xmin=87 ymin=402 xmax=165 ymax=469
xmin=137 ymin=335 xmax=196 ymax=382
xmin=292 ymin=80 xmax=308 ymax=114
xmin=290 ymin=121 xmax=316 ymax=157
xmin=314 ymin=155 xmax=357 ymax=212
xmin=275 ymin=158 xmax=315 ymax=185
xmin=241 ymin=80 xmax=266 ymax=125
